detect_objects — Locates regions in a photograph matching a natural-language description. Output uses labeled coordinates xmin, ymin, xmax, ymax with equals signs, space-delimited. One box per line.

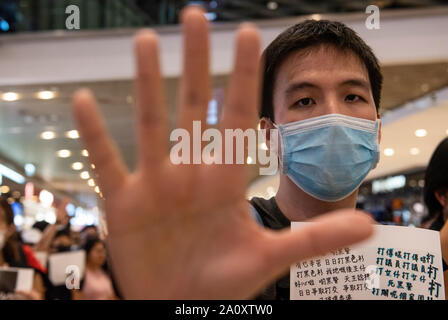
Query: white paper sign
xmin=48 ymin=250 xmax=86 ymax=286
xmin=290 ymin=223 xmax=446 ymax=300
xmin=0 ymin=267 xmax=34 ymax=293
xmin=34 ymin=251 xmax=48 ymax=268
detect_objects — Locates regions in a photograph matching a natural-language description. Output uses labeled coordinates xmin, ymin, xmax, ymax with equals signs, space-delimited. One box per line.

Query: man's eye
xmin=345 ymin=94 xmax=364 ymax=102
xmin=294 ymin=98 xmax=315 ymax=107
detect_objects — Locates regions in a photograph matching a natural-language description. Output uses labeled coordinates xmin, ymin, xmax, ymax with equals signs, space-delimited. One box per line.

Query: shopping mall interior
xmin=1 ymin=0 xmax=447 ymax=230
xmin=0 ymin=0 xmax=448 ymax=301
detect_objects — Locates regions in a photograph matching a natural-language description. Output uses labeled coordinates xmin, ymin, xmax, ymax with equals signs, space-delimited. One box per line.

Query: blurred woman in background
xmin=0 ymin=197 xmax=45 ymax=299
xmin=73 ymin=238 xmax=118 ymax=300
xmin=424 ymin=137 xmax=448 ymax=299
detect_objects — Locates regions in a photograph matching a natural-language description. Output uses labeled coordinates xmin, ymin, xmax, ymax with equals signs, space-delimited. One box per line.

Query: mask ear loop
xmin=261 ymin=118 xmax=284 ymax=174
xmin=371 ymin=117 xmax=381 ymax=170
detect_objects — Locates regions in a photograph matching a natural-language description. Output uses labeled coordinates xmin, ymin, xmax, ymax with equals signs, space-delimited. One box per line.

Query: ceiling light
xmin=410 ymin=148 xmax=420 ymax=155
xmin=24 ymin=163 xmax=36 ymax=176
xmin=420 ymin=83 xmax=429 ymax=92
xmin=91 ymin=164 xmax=95 ymax=169
xmin=266 ymin=1 xmax=278 ymax=10
xmin=0 ymin=164 xmax=26 ymax=184
xmin=0 ymin=19 xmax=10 ymax=32
xmin=1 ymin=92 xmax=20 ymax=102
xmin=384 ymin=148 xmax=394 ymax=157
xmin=415 ymin=129 xmax=427 ymax=137
xmin=80 ymin=171 xmax=90 ymax=180
xmin=39 ymin=189 xmax=54 ymax=207
xmin=204 ymin=12 xmax=217 ymax=21
xmin=0 ymin=186 xmax=10 ymax=194
xmin=210 ymin=0 xmax=218 ymax=9
xmin=87 ymin=179 xmax=95 ymax=187
xmin=66 ymin=130 xmax=80 ymax=139
xmin=56 ymin=149 xmax=71 ymax=158
xmin=41 ymin=131 xmax=56 ymax=140
xmin=72 ymin=162 xmax=83 ymax=171
xmin=94 ymin=186 xmax=100 ymax=193
xmin=81 ymin=149 xmax=89 ymax=157
xmin=37 ymin=90 xmax=56 ymax=100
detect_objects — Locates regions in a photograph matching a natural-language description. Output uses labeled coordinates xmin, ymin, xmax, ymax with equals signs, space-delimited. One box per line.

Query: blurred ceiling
xmin=381 ymin=62 xmax=448 ymax=110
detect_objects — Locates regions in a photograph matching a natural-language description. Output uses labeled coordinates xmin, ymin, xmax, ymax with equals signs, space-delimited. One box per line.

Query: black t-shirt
xmin=250 ymin=196 xmax=290 ymax=300
xmin=429 ymin=214 xmax=448 ymax=272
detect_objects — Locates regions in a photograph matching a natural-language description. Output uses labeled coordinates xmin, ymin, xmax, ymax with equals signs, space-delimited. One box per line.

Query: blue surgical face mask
xmin=274 ymin=114 xmax=380 ymax=202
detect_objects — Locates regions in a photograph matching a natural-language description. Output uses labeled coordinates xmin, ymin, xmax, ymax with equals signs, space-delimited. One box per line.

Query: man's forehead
xmin=276 ymin=45 xmax=370 ymax=85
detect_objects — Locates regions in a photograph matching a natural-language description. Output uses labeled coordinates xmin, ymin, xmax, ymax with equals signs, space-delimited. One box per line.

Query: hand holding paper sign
xmin=72 ymin=6 xmax=374 ymax=299
xmin=0 ymin=268 xmax=38 ymax=300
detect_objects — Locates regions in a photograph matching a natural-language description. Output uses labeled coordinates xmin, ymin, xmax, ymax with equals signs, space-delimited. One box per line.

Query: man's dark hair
xmin=424 ymin=137 xmax=448 ymax=220
xmin=54 ymin=229 xmax=71 ymax=239
xmin=81 ymin=224 xmax=97 ymax=234
xmin=261 ymin=20 xmax=383 ymax=121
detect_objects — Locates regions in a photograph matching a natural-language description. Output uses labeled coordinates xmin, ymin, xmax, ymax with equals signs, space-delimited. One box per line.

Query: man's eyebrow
xmin=340 ymin=79 xmax=371 ymax=91
xmin=284 ymin=78 xmax=370 ymax=96
xmin=284 ymin=82 xmax=318 ymax=96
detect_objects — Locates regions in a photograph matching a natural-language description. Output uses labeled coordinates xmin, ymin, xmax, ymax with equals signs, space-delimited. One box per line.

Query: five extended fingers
xmin=71 ymin=6 xmax=375 ymax=300
xmin=73 ymin=6 xmax=261 ymax=186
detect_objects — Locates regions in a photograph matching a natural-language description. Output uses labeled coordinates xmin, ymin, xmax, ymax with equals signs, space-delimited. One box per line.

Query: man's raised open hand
xmin=72 ymin=6 xmax=374 ymax=299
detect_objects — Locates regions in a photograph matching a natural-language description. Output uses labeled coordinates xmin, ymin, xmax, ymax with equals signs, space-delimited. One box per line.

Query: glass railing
xmin=0 ymin=0 xmax=156 ymax=33
xmin=0 ymin=0 xmax=447 ymax=34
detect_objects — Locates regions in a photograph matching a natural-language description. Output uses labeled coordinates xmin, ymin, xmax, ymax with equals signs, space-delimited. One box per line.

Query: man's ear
xmin=435 ymin=190 xmax=448 ymax=208
xmin=377 ymin=113 xmax=382 ymax=144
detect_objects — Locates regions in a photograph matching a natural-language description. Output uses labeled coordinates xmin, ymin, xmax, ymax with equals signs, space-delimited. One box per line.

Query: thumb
xmin=260 ymin=210 xmax=374 ymax=280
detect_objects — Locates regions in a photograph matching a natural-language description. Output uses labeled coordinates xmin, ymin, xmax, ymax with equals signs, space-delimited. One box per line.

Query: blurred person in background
xmin=34 ymin=198 xmax=72 ymax=254
xmin=79 ymin=225 xmax=99 ymax=246
xmin=0 ymin=197 xmax=45 ymax=299
xmin=49 ymin=230 xmax=73 ymax=254
xmin=40 ymin=201 xmax=76 ymax=300
xmin=423 ymin=137 xmax=448 ymax=298
xmin=72 ymin=238 xmax=118 ymax=300
xmin=44 ymin=229 xmax=76 ymax=300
